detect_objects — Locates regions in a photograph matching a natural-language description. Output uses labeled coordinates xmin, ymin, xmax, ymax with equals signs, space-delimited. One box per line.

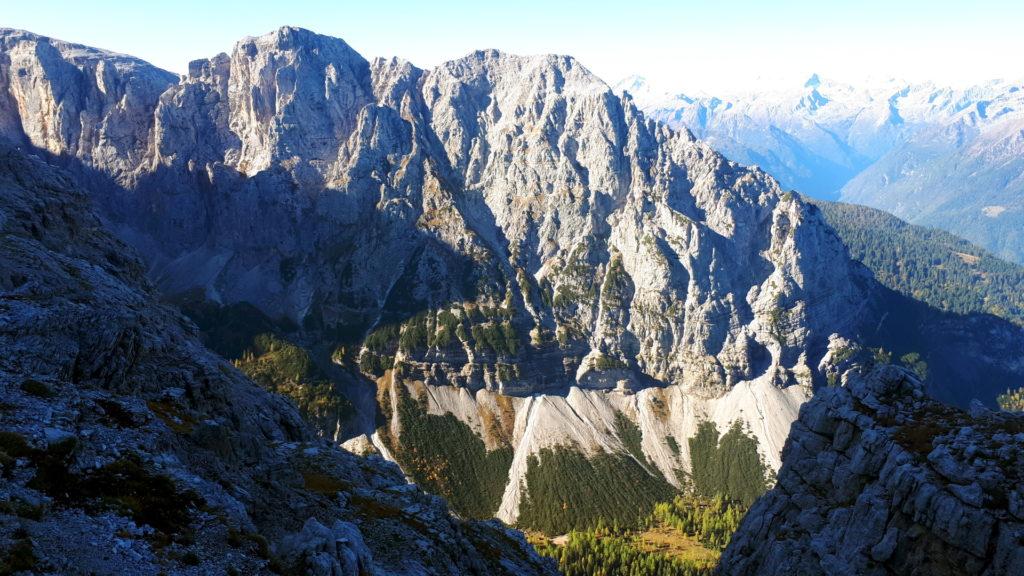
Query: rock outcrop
xmin=720 ymin=365 xmax=1024 ymax=575
xmin=0 ymin=144 xmax=556 ymax=574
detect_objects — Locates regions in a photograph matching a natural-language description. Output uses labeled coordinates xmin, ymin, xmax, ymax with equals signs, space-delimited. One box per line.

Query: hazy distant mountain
xmin=617 ymin=75 xmax=1024 ymax=263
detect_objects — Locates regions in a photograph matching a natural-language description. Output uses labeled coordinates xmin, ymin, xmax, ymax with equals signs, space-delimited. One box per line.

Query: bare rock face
xmin=0 ymin=27 xmax=869 ymax=398
xmin=159 ymin=26 xmax=374 ymax=182
xmin=0 ymin=144 xmax=556 ymax=575
xmin=0 ymin=29 xmax=176 ymax=177
xmin=7 ymin=27 xmax=1002 ymax=530
xmin=719 ymin=365 xmax=1024 ymax=575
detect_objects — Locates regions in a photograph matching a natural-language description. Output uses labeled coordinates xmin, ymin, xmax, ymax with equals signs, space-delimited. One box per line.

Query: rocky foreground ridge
xmin=0 ymin=144 xmax=555 ymax=575
xmin=720 ymin=365 xmax=1024 ymax=575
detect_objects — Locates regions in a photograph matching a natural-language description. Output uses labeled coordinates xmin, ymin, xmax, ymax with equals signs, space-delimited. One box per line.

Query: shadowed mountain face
xmin=804 ymin=200 xmax=1024 ymax=408
xmin=0 ymin=26 xmax=1021 ymax=530
xmin=0 ymin=143 xmax=557 ymax=575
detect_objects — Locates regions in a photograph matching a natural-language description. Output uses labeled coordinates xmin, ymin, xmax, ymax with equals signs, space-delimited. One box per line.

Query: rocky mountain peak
xmin=219 ymin=26 xmax=374 ymax=178
xmin=0 ymin=26 xmax=876 ymax=400
xmin=0 ymin=28 xmax=175 ymax=175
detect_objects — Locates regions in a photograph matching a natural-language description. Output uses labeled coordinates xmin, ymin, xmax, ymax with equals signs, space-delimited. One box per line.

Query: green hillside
xmin=811 ymin=199 xmax=1024 ymax=326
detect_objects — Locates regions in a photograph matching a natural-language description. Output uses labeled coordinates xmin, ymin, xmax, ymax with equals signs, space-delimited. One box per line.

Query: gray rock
xmin=869 ymin=526 xmax=898 ymax=562
xmin=0 ymin=26 xmax=868 ymax=401
xmin=720 ymin=367 xmax=1024 ymax=576
xmin=277 ymin=518 xmax=373 ymax=576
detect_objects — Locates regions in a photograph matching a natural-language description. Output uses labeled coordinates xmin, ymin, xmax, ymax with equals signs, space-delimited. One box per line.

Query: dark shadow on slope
xmin=11 ymin=142 xmax=500 ymax=437
xmin=803 ymin=199 xmax=1024 ymax=408
xmin=865 ymin=286 xmax=1024 ymax=408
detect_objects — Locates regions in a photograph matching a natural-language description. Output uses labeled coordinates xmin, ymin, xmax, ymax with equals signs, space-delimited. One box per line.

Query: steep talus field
xmin=720 ymin=365 xmax=1024 ymax=575
xmin=0 ymin=26 xmax=1021 ymax=535
xmin=0 ymin=144 xmax=556 ymax=574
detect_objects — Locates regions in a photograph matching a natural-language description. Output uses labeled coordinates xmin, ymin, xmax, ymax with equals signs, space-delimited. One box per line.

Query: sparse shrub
xmin=871 ymin=347 xmax=893 ymax=365
xmin=95 ymin=398 xmax=137 ymax=428
xmin=594 ymin=355 xmax=627 ymax=371
xmin=899 ymin=352 xmax=929 ymax=381
xmin=301 ymin=469 xmax=349 ymax=495
xmin=29 ymin=452 xmax=203 ymax=537
xmin=997 ymin=387 xmax=1024 ymax=412
xmin=666 ymin=435 xmax=680 ymax=455
xmin=0 ymin=431 xmax=32 ymax=458
xmin=0 ymin=535 xmax=37 ymax=575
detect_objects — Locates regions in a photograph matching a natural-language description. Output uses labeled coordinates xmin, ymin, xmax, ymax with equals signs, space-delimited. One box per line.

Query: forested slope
xmin=811 ymin=199 xmax=1024 ymax=325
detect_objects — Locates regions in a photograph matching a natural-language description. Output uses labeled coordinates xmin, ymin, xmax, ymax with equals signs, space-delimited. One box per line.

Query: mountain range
xmin=0 ymin=26 xmax=1022 ymax=574
xmin=617 ymin=74 xmax=1024 ymax=263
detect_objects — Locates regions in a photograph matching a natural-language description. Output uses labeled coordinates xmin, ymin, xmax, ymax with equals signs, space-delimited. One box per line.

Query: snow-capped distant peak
xmin=613 ymin=74 xmax=648 ymax=93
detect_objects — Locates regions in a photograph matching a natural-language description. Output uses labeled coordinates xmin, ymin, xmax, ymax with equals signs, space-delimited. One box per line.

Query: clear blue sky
xmin=6 ymin=0 xmax=1022 ymax=91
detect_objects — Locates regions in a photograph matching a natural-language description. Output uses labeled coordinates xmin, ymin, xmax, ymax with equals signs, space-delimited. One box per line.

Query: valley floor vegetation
xmin=526 ymin=419 xmax=770 ymax=575
xmin=531 ymin=495 xmax=748 ymax=576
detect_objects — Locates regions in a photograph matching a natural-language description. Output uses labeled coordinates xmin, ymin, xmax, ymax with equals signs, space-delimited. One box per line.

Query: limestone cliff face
xmin=0 ymin=144 xmax=556 ymax=575
xmin=0 ymin=27 xmax=868 ymax=398
xmin=720 ymin=365 xmax=1024 ymax=575
xmin=0 ymin=29 xmax=175 ymax=177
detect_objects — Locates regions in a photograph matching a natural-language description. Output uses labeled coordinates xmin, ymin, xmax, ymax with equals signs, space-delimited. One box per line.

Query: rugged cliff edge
xmin=0 ymin=144 xmax=555 ymax=575
xmin=0 ymin=26 xmax=868 ymax=395
xmin=719 ymin=365 xmax=1024 ymax=575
